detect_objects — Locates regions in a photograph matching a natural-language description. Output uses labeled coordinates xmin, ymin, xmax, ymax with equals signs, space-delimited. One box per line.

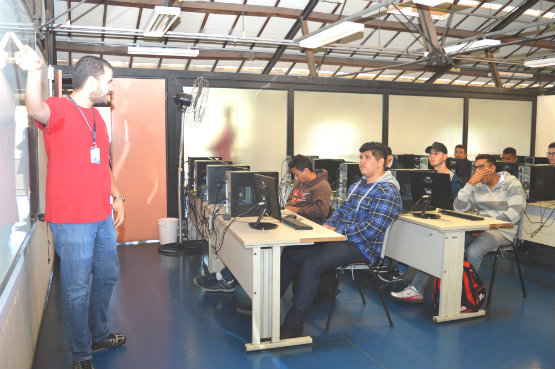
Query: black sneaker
xmin=371 ymin=260 xmax=391 ymax=274
xmin=91 ymin=333 xmax=127 ymax=351
xmin=73 ymin=359 xmax=95 ymax=369
xmin=378 ymin=268 xmax=404 ymax=283
xmin=193 ymin=273 xmax=236 ymax=292
xmin=280 ymin=325 xmax=303 ymax=339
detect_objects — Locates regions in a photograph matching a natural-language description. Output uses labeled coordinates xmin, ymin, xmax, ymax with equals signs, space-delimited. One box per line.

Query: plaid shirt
xmin=325 ymin=178 xmax=401 ymax=264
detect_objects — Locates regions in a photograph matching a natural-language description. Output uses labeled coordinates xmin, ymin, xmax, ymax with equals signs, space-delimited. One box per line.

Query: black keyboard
xmin=281 ymin=217 xmax=313 ymax=230
xmin=438 ymin=209 xmax=484 ymax=221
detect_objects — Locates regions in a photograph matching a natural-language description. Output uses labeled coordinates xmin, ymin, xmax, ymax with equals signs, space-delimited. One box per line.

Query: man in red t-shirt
xmin=17 ymin=46 xmax=126 ymax=369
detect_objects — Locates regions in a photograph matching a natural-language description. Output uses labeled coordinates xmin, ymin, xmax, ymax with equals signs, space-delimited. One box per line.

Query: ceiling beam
xmin=261 ymin=0 xmax=318 ymax=74
xmin=55 ymin=41 xmax=555 ymax=83
xmin=78 ymin=0 xmax=554 ymax=50
xmin=486 ymin=50 xmax=502 ymax=87
xmin=489 ymin=0 xmax=539 ymax=32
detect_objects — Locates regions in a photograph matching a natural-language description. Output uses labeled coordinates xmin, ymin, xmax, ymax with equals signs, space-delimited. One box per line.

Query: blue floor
xmin=33 ymin=243 xmax=555 ymax=369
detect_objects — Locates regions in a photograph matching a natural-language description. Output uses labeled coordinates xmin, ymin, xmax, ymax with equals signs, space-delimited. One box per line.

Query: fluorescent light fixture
xmin=128 ymin=46 xmax=199 ymax=57
xmin=387 ymin=6 xmax=449 ymax=20
xmin=143 ymin=6 xmax=181 ymax=37
xmin=495 ymin=71 xmax=534 ymax=78
xmin=297 ymin=22 xmax=364 ymax=49
xmin=524 ymin=57 xmax=555 ymax=68
xmin=412 ymin=0 xmax=450 ymax=6
xmin=423 ymin=38 xmax=500 ymax=57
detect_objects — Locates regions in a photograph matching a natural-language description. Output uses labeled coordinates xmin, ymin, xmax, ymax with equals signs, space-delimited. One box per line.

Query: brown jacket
xmin=286 ymin=169 xmax=331 ymax=223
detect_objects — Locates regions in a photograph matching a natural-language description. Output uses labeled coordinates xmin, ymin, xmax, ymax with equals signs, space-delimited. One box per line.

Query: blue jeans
xmin=411 ymin=230 xmax=508 ymax=294
xmin=50 ymin=215 xmax=119 ymax=362
xmin=280 ymin=241 xmax=367 ymax=330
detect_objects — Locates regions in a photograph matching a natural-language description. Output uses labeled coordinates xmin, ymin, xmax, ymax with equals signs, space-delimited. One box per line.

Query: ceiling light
xmin=524 ymin=57 xmax=555 ymax=68
xmin=143 ymin=6 xmax=181 ymax=37
xmin=412 ymin=0 xmax=450 ymax=6
xmin=442 ymin=39 xmax=500 ymax=54
xmin=128 ymin=46 xmax=199 ymax=57
xmin=297 ymin=22 xmax=364 ymax=49
xmin=387 ymin=6 xmax=449 ymax=20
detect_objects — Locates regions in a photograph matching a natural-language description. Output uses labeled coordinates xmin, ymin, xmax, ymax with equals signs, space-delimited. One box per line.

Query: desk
xmin=520 ymin=200 xmax=555 ymax=248
xmin=385 ymin=212 xmax=512 ymax=323
xmin=194 ymin=201 xmax=345 ymax=351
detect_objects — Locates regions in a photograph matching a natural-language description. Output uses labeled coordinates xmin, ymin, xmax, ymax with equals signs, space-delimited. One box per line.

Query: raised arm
xmin=15 ymin=45 xmax=50 ymax=125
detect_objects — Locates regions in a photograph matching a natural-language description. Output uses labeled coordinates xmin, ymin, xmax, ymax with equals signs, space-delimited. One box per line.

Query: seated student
xmin=386 ymin=145 xmax=400 ymax=169
xmin=454 ymin=144 xmax=467 ymax=159
xmin=548 ymin=142 xmax=555 ymax=165
xmin=379 ymin=141 xmax=463 ymax=283
xmin=279 ymin=142 xmax=402 ymax=339
xmin=193 ymin=154 xmax=331 ymax=292
xmin=391 ymin=154 xmax=526 ymax=303
xmin=502 ymin=147 xmax=518 ymax=163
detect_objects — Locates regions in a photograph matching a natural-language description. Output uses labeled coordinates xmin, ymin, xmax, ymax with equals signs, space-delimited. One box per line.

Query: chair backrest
xmin=380 ymin=217 xmax=398 ymax=259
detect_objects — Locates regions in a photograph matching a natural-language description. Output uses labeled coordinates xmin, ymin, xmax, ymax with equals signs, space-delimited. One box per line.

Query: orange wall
xmin=111 ymin=78 xmax=167 ymax=242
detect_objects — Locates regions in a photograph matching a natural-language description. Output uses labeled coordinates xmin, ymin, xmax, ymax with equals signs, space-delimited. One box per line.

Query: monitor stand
xmin=249 ymin=222 xmax=278 ymax=230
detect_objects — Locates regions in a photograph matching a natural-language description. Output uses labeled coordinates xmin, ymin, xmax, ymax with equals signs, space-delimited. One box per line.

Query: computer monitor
xmin=528 ymin=157 xmax=550 ymax=165
xmin=311 ymin=158 xmax=345 ymax=191
xmin=249 ymin=174 xmax=281 ymax=230
xmin=447 ymin=158 xmax=472 ymax=182
xmin=529 ymin=165 xmax=555 ymax=202
xmin=410 ymin=171 xmax=454 ymax=211
xmin=194 ymin=159 xmax=232 ymax=193
xmin=390 ymin=169 xmax=435 ymax=211
xmin=397 ymin=154 xmax=416 ymax=169
xmin=206 ymin=164 xmax=250 ymax=204
xmin=495 ymin=161 xmax=520 ymax=177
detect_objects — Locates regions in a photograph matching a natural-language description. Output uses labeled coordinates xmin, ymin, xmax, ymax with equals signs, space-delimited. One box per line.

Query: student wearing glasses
xmin=391 ymin=154 xmax=525 ymax=303
xmin=548 ymin=142 xmax=555 ymax=165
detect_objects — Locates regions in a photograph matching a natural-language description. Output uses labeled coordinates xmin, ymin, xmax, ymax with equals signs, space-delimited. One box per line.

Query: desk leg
xmin=245 ymin=246 xmax=312 ymax=351
xmin=433 ymin=232 xmax=486 ymax=322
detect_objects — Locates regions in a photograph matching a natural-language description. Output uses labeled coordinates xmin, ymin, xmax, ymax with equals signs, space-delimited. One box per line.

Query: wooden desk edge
xmin=245 ymin=336 xmax=312 ymax=351
xmin=433 ymin=309 xmax=486 ymax=323
xmin=490 ymin=222 xmax=514 ymax=229
xmin=300 ymin=235 xmax=347 ymax=243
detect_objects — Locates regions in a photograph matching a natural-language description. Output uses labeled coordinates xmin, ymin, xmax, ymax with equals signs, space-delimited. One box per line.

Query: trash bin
xmin=158 ymin=218 xmax=178 ymax=245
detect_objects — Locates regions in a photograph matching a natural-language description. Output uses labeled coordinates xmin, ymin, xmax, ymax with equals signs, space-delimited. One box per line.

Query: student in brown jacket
xmin=194 ymin=154 xmax=332 ymax=293
xmin=286 ymin=154 xmax=332 ymax=224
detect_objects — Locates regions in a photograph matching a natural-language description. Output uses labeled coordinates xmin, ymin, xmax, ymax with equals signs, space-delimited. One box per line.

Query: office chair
xmin=325 ymin=221 xmax=396 ymax=333
xmin=485 ymin=221 xmax=527 ymax=310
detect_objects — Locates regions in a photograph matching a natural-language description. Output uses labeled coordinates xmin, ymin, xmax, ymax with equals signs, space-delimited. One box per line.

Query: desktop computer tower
xmin=415 ymin=155 xmax=429 ymax=170
xmin=518 ymin=165 xmax=531 ymax=200
xmin=187 ymin=157 xmax=222 ymax=188
xmin=225 ymin=172 xmax=258 ymax=217
xmin=194 ymin=159 xmax=232 ymax=193
xmin=338 ymin=162 xmax=361 ymax=198
xmin=206 ymin=164 xmax=250 ymax=203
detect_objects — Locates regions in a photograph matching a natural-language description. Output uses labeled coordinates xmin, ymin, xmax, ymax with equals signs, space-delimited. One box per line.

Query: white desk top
xmin=399 ymin=211 xmax=513 ymax=232
xmin=525 ymin=200 xmax=555 ymax=209
xmin=205 ymin=206 xmax=346 ymax=247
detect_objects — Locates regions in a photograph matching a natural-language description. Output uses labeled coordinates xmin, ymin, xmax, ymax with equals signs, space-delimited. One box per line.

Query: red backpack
xmin=433 ymin=261 xmax=486 ymax=313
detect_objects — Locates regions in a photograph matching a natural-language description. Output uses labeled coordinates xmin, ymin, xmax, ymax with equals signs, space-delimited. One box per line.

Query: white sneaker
xmin=391 ymin=285 xmax=424 ymax=303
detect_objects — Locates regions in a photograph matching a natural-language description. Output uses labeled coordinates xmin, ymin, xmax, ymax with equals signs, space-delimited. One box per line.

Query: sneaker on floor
xmin=73 ymin=359 xmax=95 ymax=369
xmin=280 ymin=325 xmax=303 ymax=339
xmin=390 ymin=285 xmax=424 ymax=303
xmin=91 ymin=333 xmax=127 ymax=351
xmin=378 ymin=268 xmax=404 ymax=283
xmin=193 ymin=273 xmax=236 ymax=292
xmin=371 ymin=261 xmax=391 ymax=274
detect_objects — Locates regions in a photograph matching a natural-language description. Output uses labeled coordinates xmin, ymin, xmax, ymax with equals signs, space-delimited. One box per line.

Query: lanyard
xmin=67 ymin=96 xmax=96 ymax=147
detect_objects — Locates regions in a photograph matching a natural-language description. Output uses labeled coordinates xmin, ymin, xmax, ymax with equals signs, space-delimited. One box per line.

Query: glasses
xmin=547 ymin=152 xmax=555 ymax=157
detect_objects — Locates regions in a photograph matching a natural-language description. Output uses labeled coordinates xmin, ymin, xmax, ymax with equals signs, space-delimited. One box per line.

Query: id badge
xmin=90 ymin=147 xmax=100 ymax=164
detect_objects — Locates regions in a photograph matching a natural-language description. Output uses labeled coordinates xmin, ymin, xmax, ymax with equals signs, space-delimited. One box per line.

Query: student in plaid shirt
xmin=280 ymin=142 xmax=402 ymax=339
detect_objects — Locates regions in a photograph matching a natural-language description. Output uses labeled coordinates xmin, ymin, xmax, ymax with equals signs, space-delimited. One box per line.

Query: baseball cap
xmin=425 ymin=142 xmax=448 ymax=154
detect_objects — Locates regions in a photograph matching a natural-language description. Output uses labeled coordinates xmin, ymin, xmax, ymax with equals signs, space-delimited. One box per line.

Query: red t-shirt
xmin=36 ymin=97 xmax=112 ymax=223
